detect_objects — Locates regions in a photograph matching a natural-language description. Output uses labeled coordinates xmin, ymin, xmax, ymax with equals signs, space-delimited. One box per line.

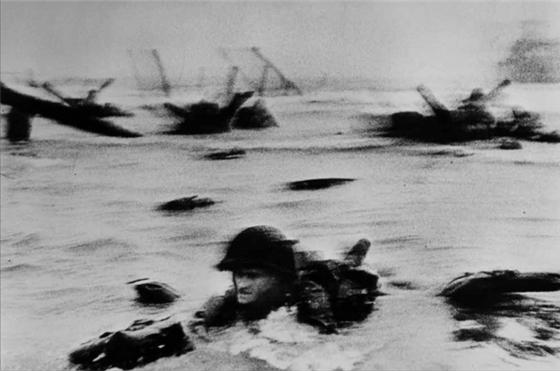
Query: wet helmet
xmin=216 ymin=225 xmax=298 ymax=278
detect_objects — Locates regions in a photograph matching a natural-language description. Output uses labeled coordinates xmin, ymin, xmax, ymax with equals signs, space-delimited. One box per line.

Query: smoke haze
xmin=1 ymin=1 xmax=559 ymax=88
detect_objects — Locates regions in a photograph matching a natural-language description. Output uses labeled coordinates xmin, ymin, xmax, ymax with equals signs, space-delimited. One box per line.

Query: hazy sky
xmin=1 ymin=1 xmax=559 ymax=86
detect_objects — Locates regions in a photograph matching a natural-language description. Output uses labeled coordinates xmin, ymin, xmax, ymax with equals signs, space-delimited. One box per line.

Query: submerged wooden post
xmin=224 ymin=66 xmax=239 ymax=102
xmin=152 ymin=49 xmax=171 ymax=97
xmin=218 ymin=48 xmax=258 ymax=91
xmin=250 ymin=47 xmax=303 ymax=95
xmin=257 ymin=65 xmax=269 ymax=97
xmin=1 ymin=83 xmax=142 ymax=138
xmin=128 ymin=49 xmax=144 ymax=92
xmin=6 ymin=107 xmax=32 ymax=142
xmin=197 ymin=67 xmax=206 ymax=90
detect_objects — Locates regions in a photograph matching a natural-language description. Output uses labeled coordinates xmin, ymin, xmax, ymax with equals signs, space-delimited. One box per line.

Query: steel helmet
xmin=216 ymin=225 xmax=298 ymax=278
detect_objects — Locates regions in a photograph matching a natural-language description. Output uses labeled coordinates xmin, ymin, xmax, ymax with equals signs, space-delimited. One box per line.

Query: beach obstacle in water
xmin=6 ymin=107 xmax=33 ymax=142
xmin=157 ymin=195 xmax=215 ymax=212
xmin=498 ymin=139 xmax=523 ymax=150
xmin=69 ymin=317 xmax=193 ymax=370
xmin=164 ymin=91 xmax=280 ymax=134
xmin=1 ymin=83 xmax=142 ymax=139
xmin=229 ymin=98 xmax=278 ymax=129
xmin=166 ymin=101 xmax=230 ymax=134
xmin=384 ymin=109 xmax=560 ymax=144
xmin=164 ymin=91 xmax=254 ymax=135
xmin=440 ymin=270 xmax=560 ymax=302
xmin=379 ymin=82 xmax=560 ymax=144
xmin=128 ymin=278 xmax=180 ymax=304
xmin=286 ymin=178 xmax=356 ymax=191
xmin=343 ymin=239 xmax=371 ymax=267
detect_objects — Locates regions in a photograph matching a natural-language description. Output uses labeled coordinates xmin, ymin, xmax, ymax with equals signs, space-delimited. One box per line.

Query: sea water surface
xmin=1 ymin=83 xmax=560 ymax=370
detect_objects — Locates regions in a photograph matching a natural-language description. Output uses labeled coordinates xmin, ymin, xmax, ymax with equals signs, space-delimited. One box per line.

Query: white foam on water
xmin=206 ymin=307 xmax=372 ymax=371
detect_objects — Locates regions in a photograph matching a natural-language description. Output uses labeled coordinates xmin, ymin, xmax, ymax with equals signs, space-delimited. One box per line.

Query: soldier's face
xmin=233 ymin=268 xmax=284 ymax=306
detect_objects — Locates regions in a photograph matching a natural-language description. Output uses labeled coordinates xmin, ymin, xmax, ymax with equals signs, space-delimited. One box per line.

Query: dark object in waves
xmin=69 ymin=317 xmax=193 ymax=370
xmin=164 ymin=91 xmax=254 ymax=135
xmin=157 ymin=195 xmax=215 ymax=212
xmin=0 ymin=83 xmax=141 ymax=138
xmin=440 ymin=270 xmax=560 ymax=302
xmin=229 ymin=98 xmax=278 ymax=129
xmin=286 ymin=178 xmax=355 ymax=191
xmin=499 ymin=139 xmax=523 ymax=150
xmin=204 ymin=148 xmax=246 ymax=160
xmin=6 ymin=107 xmax=32 ymax=142
xmin=130 ymin=279 xmax=180 ymax=304
xmin=379 ymin=83 xmax=560 ymax=144
xmin=71 ymin=102 xmax=133 ymax=118
xmin=384 ymin=111 xmax=560 ymax=143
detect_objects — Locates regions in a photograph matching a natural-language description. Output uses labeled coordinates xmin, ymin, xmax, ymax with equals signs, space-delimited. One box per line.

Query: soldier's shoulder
xmin=195 ymin=289 xmax=238 ymax=327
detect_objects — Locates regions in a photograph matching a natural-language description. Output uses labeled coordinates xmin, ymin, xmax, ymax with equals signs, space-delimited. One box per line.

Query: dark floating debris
xmin=129 ymin=279 xmax=180 ymax=304
xmin=203 ymin=148 xmax=246 ymax=160
xmin=69 ymin=317 xmax=193 ymax=370
xmin=425 ymin=149 xmax=473 ymax=157
xmin=440 ymin=270 xmax=560 ymax=302
xmin=286 ymin=178 xmax=356 ymax=191
xmin=387 ymin=280 xmax=419 ymax=290
xmin=499 ymin=139 xmax=523 ymax=150
xmin=157 ymin=196 xmax=215 ymax=212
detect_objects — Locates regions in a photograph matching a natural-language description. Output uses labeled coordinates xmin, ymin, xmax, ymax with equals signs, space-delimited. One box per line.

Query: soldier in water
xmin=190 ymin=225 xmax=379 ymax=334
xmin=191 ymin=225 xmax=299 ymax=328
xmin=69 ymin=226 xmax=379 ymax=370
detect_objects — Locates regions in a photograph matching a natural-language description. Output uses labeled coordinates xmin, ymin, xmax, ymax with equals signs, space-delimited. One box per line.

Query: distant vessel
xmin=499 ymin=21 xmax=560 ymax=83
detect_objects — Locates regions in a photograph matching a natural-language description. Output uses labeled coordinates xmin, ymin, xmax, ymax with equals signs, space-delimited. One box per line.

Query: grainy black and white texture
xmin=1 ymin=1 xmax=560 ymax=370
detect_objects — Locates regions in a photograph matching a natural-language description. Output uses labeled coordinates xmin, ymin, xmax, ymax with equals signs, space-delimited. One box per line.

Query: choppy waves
xmin=206 ymin=308 xmax=369 ymax=371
